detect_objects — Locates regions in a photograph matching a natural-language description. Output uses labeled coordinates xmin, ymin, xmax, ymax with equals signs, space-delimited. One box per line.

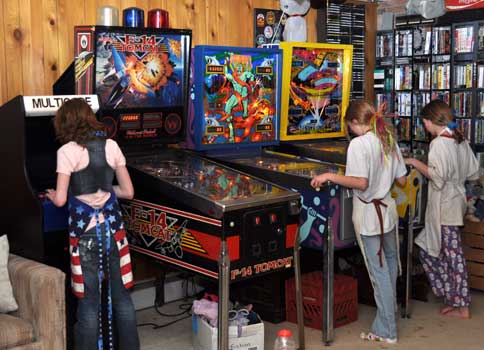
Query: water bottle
xmin=274 ymin=329 xmax=296 ymax=350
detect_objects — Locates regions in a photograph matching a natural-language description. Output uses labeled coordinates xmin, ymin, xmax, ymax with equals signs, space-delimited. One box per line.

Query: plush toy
xmin=280 ymin=0 xmax=311 ymax=42
xmin=465 ymin=180 xmax=484 ymax=222
xmin=406 ymin=0 xmax=446 ymax=19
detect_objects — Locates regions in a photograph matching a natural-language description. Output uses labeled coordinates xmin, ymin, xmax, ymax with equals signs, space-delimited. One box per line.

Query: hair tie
xmin=447 ymin=121 xmax=458 ymax=130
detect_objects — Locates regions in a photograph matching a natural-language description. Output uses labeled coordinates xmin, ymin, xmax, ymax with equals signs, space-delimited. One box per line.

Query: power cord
xmin=136 ymin=273 xmax=203 ymax=330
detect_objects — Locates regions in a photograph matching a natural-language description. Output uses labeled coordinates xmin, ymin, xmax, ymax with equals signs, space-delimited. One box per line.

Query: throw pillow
xmin=0 ymin=234 xmax=18 ymax=313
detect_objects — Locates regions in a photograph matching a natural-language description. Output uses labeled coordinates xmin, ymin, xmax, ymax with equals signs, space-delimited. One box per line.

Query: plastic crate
xmin=285 ymin=272 xmax=358 ymax=329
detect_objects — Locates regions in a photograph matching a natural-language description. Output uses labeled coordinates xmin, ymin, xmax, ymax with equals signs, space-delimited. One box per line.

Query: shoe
xmin=360 ymin=332 xmax=398 ymax=344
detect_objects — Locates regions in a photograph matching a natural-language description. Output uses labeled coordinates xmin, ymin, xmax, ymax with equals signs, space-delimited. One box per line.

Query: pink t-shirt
xmin=57 ymin=139 xmax=126 ymax=230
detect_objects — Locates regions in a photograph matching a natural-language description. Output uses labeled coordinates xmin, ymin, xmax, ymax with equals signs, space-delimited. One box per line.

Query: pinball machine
xmin=272 ymin=41 xmax=426 ymax=318
xmin=272 ymin=41 xmax=426 ymax=225
xmin=185 ymin=44 xmax=358 ymax=345
xmin=54 ymin=26 xmax=303 ymax=350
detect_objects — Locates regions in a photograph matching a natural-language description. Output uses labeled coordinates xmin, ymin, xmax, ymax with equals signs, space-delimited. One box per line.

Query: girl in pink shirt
xmin=46 ymin=98 xmax=139 ymax=350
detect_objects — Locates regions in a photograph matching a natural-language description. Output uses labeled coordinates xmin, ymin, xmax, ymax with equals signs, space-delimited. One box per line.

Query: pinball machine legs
xmin=216 ymin=235 xmax=306 ymax=350
xmin=401 ymin=202 xmax=415 ymax=319
xmin=293 ymin=228 xmax=305 ymax=350
xmin=322 ymin=217 xmax=334 ymax=346
xmin=218 ymin=241 xmax=230 ymax=350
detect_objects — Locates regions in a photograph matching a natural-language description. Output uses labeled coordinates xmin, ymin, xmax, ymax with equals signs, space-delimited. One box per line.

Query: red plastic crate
xmin=285 ymin=272 xmax=358 ymax=329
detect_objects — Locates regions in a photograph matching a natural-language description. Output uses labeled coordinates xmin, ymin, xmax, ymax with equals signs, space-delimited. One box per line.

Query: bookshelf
xmin=476 ymin=21 xmax=484 ymax=152
xmin=452 ymin=21 xmax=475 ymax=146
xmin=375 ymin=30 xmax=394 ymax=112
xmin=317 ymin=0 xmax=368 ymax=100
xmin=375 ymin=13 xmax=484 ymax=155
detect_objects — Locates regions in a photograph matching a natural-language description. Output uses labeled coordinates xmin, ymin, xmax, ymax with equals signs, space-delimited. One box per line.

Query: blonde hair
xmin=345 ymin=100 xmax=396 ymax=157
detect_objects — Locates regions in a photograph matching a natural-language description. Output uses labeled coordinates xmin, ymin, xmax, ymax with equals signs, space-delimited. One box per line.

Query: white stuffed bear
xmin=280 ymin=0 xmax=311 ymax=42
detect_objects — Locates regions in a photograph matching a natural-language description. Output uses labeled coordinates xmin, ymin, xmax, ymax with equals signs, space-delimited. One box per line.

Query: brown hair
xmin=53 ymin=98 xmax=105 ymax=145
xmin=421 ymin=100 xmax=464 ymax=143
xmin=345 ymin=100 xmax=396 ymax=157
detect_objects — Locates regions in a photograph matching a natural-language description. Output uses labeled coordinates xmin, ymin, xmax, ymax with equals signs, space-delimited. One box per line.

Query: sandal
xmin=360 ymin=332 xmax=398 ymax=344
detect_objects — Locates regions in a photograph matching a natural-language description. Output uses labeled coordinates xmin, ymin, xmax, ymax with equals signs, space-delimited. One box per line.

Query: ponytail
xmin=421 ymin=100 xmax=465 ymax=144
xmin=371 ymin=102 xmax=397 ymax=158
xmin=446 ymin=121 xmax=465 ymax=144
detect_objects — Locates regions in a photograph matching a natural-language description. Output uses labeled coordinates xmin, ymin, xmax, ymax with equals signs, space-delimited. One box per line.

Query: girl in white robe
xmin=311 ymin=100 xmax=407 ymax=344
xmin=405 ymin=100 xmax=479 ymax=319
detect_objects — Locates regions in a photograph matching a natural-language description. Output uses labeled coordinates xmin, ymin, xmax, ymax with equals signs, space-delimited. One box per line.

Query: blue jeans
xmin=360 ymin=230 xmax=398 ymax=340
xmin=74 ymin=226 xmax=139 ymax=350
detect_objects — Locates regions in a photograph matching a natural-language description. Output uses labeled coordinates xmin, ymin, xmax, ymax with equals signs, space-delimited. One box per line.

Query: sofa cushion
xmin=0 ymin=313 xmax=35 ymax=348
xmin=0 ymin=235 xmax=18 ymax=313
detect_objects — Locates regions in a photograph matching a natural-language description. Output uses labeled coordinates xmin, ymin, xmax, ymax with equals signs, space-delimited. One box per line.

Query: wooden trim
xmin=463 ymin=221 xmax=484 ymax=235
xmin=467 ymin=261 xmax=484 ymax=277
xmin=470 ymin=275 xmax=484 ymax=291
xmin=463 ymin=233 xmax=484 ymax=249
xmin=464 ymin=246 xmax=484 ymax=263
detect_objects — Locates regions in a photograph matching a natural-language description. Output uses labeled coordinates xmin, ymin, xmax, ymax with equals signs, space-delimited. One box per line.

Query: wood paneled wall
xmin=0 ymin=0 xmax=374 ymax=106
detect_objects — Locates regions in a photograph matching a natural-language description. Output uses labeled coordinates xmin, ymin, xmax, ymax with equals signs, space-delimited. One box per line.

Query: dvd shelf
xmin=395 ymin=92 xmax=412 ymax=117
xmin=397 ymin=117 xmax=411 ymax=142
xmin=454 ymin=25 xmax=474 ymax=54
xmin=375 ymin=30 xmax=394 ymax=111
xmin=454 ymin=63 xmax=474 ymax=89
xmin=414 ymin=118 xmax=427 ymax=142
xmin=395 ymin=29 xmax=413 ymax=57
xmin=432 ymin=62 xmax=451 ymax=90
xmin=375 ymin=14 xmax=484 ymax=152
xmin=476 ymin=21 xmax=484 ymax=151
xmin=452 ymin=21 xmax=479 ymax=150
xmin=413 ymin=92 xmax=431 ymax=116
xmin=395 ymin=64 xmax=413 ymax=90
xmin=317 ymin=0 xmax=366 ymax=99
xmin=475 ymin=119 xmax=484 ymax=144
xmin=415 ymin=63 xmax=431 ymax=90
xmin=433 ymin=26 xmax=452 ymax=55
xmin=453 ymin=91 xmax=473 ymax=117
xmin=414 ymin=25 xmax=432 ymax=56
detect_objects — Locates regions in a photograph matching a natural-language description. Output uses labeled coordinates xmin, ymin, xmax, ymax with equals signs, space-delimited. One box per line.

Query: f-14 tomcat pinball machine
xmin=185 ymin=44 xmax=357 ymax=345
xmin=56 ymin=26 xmax=303 ymax=350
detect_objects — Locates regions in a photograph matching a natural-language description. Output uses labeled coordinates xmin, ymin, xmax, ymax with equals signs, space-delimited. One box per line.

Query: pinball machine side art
xmin=121 ymin=198 xmax=296 ymax=281
xmin=391 ymin=168 xmax=424 ymax=223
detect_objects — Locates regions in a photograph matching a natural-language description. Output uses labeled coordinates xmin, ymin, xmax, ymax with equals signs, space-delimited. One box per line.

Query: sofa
xmin=0 ymin=254 xmax=66 ymax=350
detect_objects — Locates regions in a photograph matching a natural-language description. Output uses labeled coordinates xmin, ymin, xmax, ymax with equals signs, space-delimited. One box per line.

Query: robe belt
xmin=358 ymin=197 xmax=387 ymax=267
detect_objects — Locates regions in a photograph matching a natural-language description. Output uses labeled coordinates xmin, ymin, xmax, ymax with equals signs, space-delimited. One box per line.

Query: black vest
xmin=70 ymin=139 xmax=114 ymax=196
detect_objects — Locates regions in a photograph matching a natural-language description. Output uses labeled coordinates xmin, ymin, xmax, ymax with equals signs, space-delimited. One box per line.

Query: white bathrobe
xmin=415 ymin=128 xmax=480 ymax=257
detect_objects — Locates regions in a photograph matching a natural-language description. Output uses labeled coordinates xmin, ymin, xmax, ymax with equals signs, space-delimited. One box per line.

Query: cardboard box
xmin=192 ymin=315 xmax=264 ymax=350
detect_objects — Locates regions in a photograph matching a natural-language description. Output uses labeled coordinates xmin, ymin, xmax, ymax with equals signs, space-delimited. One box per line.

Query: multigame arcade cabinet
xmin=0 ymin=94 xmax=99 ymax=268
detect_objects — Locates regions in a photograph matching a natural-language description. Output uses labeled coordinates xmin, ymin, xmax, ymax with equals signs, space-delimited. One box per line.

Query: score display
xmin=120 ymin=114 xmax=141 ymax=130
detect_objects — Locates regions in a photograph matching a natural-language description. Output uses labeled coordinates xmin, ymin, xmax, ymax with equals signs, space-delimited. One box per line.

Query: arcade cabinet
xmin=0 ymin=94 xmax=99 ymax=269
